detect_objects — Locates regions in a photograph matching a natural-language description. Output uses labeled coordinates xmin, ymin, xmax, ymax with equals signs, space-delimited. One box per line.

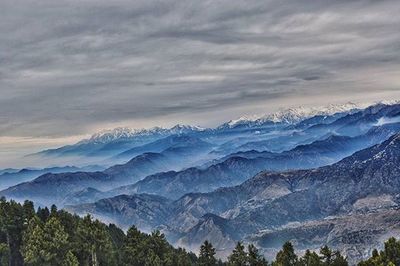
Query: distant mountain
xmin=114 ymin=135 xmax=213 ymax=161
xmin=67 ymin=132 xmax=400 ymax=262
xmin=230 ymin=103 xmax=400 ymax=153
xmin=82 ymin=125 xmax=205 ymax=145
xmin=218 ymin=102 xmax=362 ymax=129
xmin=1 ymin=151 xmax=188 ymax=206
xmin=106 ymin=122 xmax=400 ymax=200
xmin=0 ymin=165 xmax=104 ymax=190
xmin=168 ymin=132 xmax=400 ymax=260
xmin=0 ymin=168 xmax=20 ymax=175
xmin=67 ymin=194 xmax=172 ymax=233
xmin=5 ymin=106 xmax=400 ymax=207
xmin=27 ymin=102 xmax=400 ymax=170
xmin=305 ymin=102 xmax=400 ymax=137
xmin=31 ymin=124 xmax=206 ymax=160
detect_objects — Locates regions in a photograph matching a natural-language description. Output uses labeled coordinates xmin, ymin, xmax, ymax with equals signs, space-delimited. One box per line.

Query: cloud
xmin=0 ymin=0 xmax=400 ymax=139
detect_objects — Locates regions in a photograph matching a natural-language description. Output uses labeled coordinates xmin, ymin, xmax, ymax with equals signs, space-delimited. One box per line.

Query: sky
xmin=1 ymin=0 xmax=400 ymax=166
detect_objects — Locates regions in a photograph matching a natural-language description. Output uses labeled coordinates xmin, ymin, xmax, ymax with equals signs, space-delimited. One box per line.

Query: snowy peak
xmin=169 ymin=124 xmax=206 ymax=134
xmin=222 ymin=102 xmax=365 ymax=128
xmin=80 ymin=125 xmax=205 ymax=145
xmin=80 ymin=127 xmax=161 ymax=144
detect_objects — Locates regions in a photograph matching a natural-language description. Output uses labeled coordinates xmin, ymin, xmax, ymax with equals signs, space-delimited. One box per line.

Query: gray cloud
xmin=1 ymin=0 xmax=400 ymax=138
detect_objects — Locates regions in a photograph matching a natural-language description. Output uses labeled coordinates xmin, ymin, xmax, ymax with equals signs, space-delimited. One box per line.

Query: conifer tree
xmin=247 ymin=244 xmax=269 ymax=266
xmin=358 ymin=237 xmax=400 ymax=266
xmin=121 ymin=226 xmax=146 ymax=265
xmin=228 ymin=242 xmax=248 ymax=266
xmin=299 ymin=249 xmax=321 ymax=266
xmin=76 ymin=215 xmax=116 ymax=266
xmin=22 ymin=216 xmax=72 ymax=266
xmin=37 ymin=207 xmax=50 ymax=223
xmin=199 ymin=240 xmax=217 ymax=266
xmin=273 ymin=242 xmax=298 ymax=266
xmin=0 ymin=243 xmax=10 ymax=266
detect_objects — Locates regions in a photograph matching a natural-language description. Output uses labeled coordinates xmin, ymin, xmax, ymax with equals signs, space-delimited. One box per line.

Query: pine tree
xmin=0 ymin=198 xmax=198 ymax=266
xmin=359 ymin=237 xmax=400 ymax=266
xmin=247 ymin=244 xmax=268 ymax=266
xmin=121 ymin=226 xmax=146 ymax=265
xmin=320 ymin=246 xmax=333 ymax=265
xmin=62 ymin=251 xmax=79 ymax=266
xmin=228 ymin=242 xmax=248 ymax=266
xmin=199 ymin=240 xmax=217 ymax=266
xmin=0 ymin=243 xmax=10 ymax=266
xmin=331 ymin=252 xmax=347 ymax=266
xmin=37 ymin=207 xmax=50 ymax=223
xmin=0 ymin=199 xmax=26 ymax=265
xmin=76 ymin=215 xmax=116 ymax=266
xmin=22 ymin=216 xmax=70 ymax=266
xmin=299 ymin=249 xmax=321 ymax=266
xmin=273 ymin=242 xmax=298 ymax=266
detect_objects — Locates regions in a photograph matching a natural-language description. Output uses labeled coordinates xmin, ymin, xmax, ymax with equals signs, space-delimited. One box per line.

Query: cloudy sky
xmin=1 ymin=0 xmax=400 ymax=166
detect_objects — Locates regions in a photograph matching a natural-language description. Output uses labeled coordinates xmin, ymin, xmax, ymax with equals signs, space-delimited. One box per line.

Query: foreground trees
xmin=272 ymin=242 xmax=348 ymax=266
xmin=358 ymin=237 xmax=400 ymax=266
xmin=1 ymin=197 xmax=400 ymax=266
xmin=0 ymin=198 xmax=196 ymax=266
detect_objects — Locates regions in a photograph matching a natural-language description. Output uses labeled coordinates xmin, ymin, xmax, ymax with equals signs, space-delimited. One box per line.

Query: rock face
xmin=66 ymin=194 xmax=172 ymax=233
xmin=251 ymin=209 xmax=400 ymax=264
xmin=68 ymin=133 xmax=400 ymax=262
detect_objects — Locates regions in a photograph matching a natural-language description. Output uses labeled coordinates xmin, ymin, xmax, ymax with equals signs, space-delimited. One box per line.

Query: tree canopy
xmin=2 ymin=197 xmax=399 ymax=266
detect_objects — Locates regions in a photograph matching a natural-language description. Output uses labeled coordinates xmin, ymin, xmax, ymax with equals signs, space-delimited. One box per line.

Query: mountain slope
xmin=169 ymin=133 xmax=400 ymax=258
xmin=66 ymin=194 xmax=172 ymax=232
xmin=67 ymin=132 xmax=400 ymax=262
xmin=31 ymin=125 xmax=205 ymax=160
xmin=114 ymin=135 xmax=213 ymax=161
xmin=108 ymin=122 xmax=400 ymax=200
xmin=1 ymin=152 xmax=183 ymax=206
xmin=0 ymin=165 xmax=103 ymax=190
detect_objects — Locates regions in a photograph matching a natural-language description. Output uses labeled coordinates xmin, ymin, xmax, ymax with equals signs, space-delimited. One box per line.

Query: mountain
xmin=305 ymin=102 xmax=400 ymax=137
xmin=31 ymin=125 xmax=206 ymax=161
xmin=27 ymin=102 xmax=400 ymax=170
xmin=0 ymin=152 xmax=187 ymax=206
xmin=0 ymin=168 xmax=20 ymax=175
xmin=250 ymin=209 xmax=400 ymax=263
xmin=67 ymin=132 xmax=400 ymax=262
xmin=219 ymin=102 xmax=362 ymax=129
xmin=5 ymin=108 xmax=400 ymax=207
xmin=0 ymin=165 xmax=104 ymax=190
xmin=66 ymin=194 xmax=172 ymax=232
xmin=232 ymin=103 xmax=400 ymax=153
xmin=114 ymin=134 xmax=213 ymax=161
xmin=106 ymin=122 xmax=400 ymax=200
xmin=168 ymin=132 xmax=400 ymax=260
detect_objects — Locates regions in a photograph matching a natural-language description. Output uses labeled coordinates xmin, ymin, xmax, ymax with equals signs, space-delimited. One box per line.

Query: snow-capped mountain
xmin=222 ymin=102 xmax=366 ymax=128
xmin=79 ymin=124 xmax=205 ymax=145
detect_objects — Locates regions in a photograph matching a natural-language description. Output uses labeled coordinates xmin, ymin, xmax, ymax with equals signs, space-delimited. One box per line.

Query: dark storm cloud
xmin=1 ymin=0 xmax=400 ymax=137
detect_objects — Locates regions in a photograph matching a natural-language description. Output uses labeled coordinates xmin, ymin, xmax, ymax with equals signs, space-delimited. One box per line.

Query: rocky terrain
xmin=67 ymin=132 xmax=400 ymax=262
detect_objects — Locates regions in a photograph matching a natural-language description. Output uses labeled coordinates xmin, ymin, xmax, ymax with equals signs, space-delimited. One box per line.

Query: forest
xmin=0 ymin=198 xmax=398 ymax=266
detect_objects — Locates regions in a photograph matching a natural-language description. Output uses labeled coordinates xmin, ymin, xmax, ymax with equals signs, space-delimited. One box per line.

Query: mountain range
xmin=66 ymin=132 xmax=400 ymax=263
xmin=2 ymin=101 xmax=400 ymax=263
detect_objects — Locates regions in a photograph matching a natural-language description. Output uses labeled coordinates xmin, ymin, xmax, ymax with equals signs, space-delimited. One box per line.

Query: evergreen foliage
xmin=0 ymin=198 xmax=197 ymax=266
xmin=358 ymin=237 xmax=400 ymax=266
xmin=2 ymin=197 xmax=399 ymax=266
xmin=199 ymin=240 xmax=217 ymax=266
xmin=227 ymin=242 xmax=247 ymax=266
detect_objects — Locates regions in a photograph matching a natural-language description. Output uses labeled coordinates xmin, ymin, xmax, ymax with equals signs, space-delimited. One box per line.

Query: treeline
xmin=198 ymin=241 xmax=347 ymax=266
xmin=0 ymin=198 xmax=196 ymax=266
xmin=0 ymin=198 xmax=399 ymax=266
